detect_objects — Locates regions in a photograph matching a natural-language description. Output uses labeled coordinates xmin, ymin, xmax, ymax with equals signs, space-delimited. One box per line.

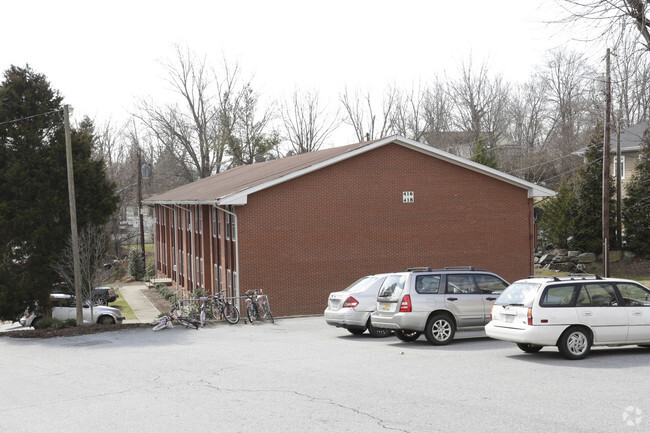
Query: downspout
xmin=214 ymin=204 xmax=240 ymax=300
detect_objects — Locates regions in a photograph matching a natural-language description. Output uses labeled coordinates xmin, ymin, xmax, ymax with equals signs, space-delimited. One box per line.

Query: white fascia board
xmin=219 ymin=134 xmax=556 ymax=203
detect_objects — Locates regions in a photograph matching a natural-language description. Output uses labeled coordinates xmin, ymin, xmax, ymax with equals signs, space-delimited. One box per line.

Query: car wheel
xmin=516 ymin=343 xmax=543 ymax=353
xmin=98 ymin=315 xmax=115 ymax=325
xmin=96 ymin=298 xmax=107 ymax=306
xmin=347 ymin=326 xmax=366 ymax=335
xmin=395 ymin=330 xmax=421 ymax=342
xmin=558 ymin=326 xmax=591 ymax=360
xmin=424 ymin=314 xmax=455 ymax=345
xmin=366 ymin=319 xmax=391 ymax=338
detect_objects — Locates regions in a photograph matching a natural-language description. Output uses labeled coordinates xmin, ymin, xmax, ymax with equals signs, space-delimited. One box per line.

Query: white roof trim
xmin=218 ymin=135 xmax=555 ymax=204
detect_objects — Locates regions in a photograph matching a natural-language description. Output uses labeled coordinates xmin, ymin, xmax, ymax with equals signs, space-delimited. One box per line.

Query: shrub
xmin=33 ymin=318 xmax=77 ymax=329
xmin=128 ymin=248 xmax=145 ymax=280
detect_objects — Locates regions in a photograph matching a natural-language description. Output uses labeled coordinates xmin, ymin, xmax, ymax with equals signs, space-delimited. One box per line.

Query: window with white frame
xmin=218 ymin=265 xmax=223 ymax=292
xmin=212 ymin=207 xmax=216 ymax=237
xmin=230 ymin=206 xmax=236 ymax=242
xmin=227 ymin=269 xmax=232 ymax=293
xmin=614 ymin=156 xmax=626 ymax=179
xmin=217 ymin=209 xmax=222 ymax=239
xmin=225 ymin=212 xmax=231 ymax=240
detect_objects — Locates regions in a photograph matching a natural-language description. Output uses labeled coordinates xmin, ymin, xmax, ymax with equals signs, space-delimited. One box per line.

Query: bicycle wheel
xmin=200 ymin=309 xmax=206 ymax=326
xmin=152 ymin=318 xmax=168 ymax=331
xmin=224 ymin=304 xmax=240 ymax=324
xmin=246 ymin=305 xmax=257 ymax=323
xmin=262 ymin=302 xmax=274 ymax=323
xmin=177 ymin=318 xmax=198 ymax=330
xmin=210 ymin=303 xmax=221 ymax=321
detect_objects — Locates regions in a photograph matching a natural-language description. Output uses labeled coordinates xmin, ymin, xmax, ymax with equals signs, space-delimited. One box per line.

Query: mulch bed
xmin=0 ymin=323 xmax=151 ymax=339
xmin=0 ymin=284 xmax=171 ymax=339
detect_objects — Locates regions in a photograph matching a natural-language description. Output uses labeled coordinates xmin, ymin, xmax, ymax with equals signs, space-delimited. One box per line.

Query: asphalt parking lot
xmin=1 ymin=316 xmax=649 ymax=433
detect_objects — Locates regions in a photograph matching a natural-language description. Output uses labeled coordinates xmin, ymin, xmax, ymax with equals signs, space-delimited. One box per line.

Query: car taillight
xmin=527 ymin=307 xmax=533 ymax=325
xmin=343 ymin=296 xmax=359 ymax=308
xmin=490 ymin=305 xmax=494 ymax=321
xmin=400 ymin=295 xmax=412 ymax=312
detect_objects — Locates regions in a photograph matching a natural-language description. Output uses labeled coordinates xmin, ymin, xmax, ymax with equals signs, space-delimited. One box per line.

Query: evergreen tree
xmin=622 ymin=127 xmax=650 ymax=255
xmin=539 ymin=177 xmax=576 ymax=249
xmin=0 ymin=65 xmax=119 ymax=321
xmin=571 ymin=125 xmax=615 ymax=253
xmin=470 ymin=137 xmax=499 ymax=169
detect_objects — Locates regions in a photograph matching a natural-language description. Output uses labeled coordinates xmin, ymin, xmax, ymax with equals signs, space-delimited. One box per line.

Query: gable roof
xmin=574 ymin=121 xmax=650 ymax=156
xmin=143 ymin=135 xmax=555 ymax=206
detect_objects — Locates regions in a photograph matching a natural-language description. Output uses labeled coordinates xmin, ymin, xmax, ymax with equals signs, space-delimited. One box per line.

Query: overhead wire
xmin=0 ymin=108 xmax=62 ymax=127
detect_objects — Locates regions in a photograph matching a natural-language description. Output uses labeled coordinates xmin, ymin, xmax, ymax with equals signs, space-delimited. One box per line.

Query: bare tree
xmin=52 ymin=225 xmax=110 ymax=323
xmin=137 ymin=46 xmax=223 ymax=180
xmin=340 ymin=86 xmax=397 ymax=142
xmin=556 ymin=0 xmax=650 ymax=51
xmin=391 ymin=83 xmax=430 ymax=142
xmin=281 ymin=89 xmax=339 ymax=154
xmin=447 ymin=58 xmax=511 ymax=150
xmin=421 ymin=79 xmax=454 ymax=148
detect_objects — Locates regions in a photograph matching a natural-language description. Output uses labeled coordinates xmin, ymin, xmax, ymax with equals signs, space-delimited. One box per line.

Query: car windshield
xmin=344 ymin=276 xmax=382 ymax=293
xmin=495 ymin=282 xmax=540 ymax=307
xmin=377 ymin=274 xmax=407 ymax=300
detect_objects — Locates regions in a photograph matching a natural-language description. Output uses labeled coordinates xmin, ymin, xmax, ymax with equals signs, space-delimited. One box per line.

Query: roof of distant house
xmin=574 ymin=121 xmax=650 ymax=156
xmin=143 ymin=135 xmax=555 ymax=206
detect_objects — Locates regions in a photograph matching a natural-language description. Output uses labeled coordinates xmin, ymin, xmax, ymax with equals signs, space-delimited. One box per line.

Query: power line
xmin=0 ymin=108 xmax=62 ymax=127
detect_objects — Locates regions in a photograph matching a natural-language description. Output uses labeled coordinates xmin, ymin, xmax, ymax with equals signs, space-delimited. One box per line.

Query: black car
xmin=93 ymin=286 xmax=118 ymax=305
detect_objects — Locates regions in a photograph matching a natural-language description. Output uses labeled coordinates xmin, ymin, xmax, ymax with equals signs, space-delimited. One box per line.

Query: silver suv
xmin=370 ymin=267 xmax=509 ymax=345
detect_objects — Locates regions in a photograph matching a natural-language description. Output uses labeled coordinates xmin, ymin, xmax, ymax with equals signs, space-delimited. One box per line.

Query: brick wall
xmin=237 ymin=143 xmax=533 ymax=317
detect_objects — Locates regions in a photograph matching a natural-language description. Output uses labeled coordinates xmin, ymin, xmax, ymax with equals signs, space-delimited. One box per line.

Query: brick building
xmin=143 ymin=136 xmax=555 ymax=317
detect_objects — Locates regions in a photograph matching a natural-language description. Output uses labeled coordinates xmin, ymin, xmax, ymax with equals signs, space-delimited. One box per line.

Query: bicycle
xmin=152 ymin=307 xmax=200 ymax=331
xmin=199 ymin=290 xmax=240 ymax=325
xmin=244 ymin=289 xmax=274 ymax=324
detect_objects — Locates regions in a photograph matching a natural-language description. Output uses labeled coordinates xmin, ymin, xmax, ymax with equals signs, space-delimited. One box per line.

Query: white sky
xmin=2 ymin=0 xmax=593 ymax=144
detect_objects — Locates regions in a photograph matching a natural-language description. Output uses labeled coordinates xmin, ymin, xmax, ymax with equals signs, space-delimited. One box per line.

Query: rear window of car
xmin=495 ymin=282 xmax=540 ymax=307
xmin=415 ymin=275 xmax=441 ymax=294
xmin=377 ymin=274 xmax=407 ymax=300
xmin=344 ymin=276 xmax=383 ymax=294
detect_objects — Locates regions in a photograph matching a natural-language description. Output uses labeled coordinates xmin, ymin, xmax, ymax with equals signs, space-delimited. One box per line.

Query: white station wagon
xmin=486 ymin=275 xmax=650 ymax=359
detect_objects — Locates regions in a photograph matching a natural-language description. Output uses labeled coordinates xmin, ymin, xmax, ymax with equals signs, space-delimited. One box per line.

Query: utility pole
xmin=64 ymin=105 xmax=83 ymax=325
xmin=137 ymin=146 xmax=146 ymax=267
xmin=616 ymin=111 xmax=622 ymax=249
xmin=603 ymin=49 xmax=611 ymax=278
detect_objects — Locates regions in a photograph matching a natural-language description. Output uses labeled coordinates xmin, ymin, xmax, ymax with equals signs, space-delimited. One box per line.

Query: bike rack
xmin=176 ymin=294 xmax=273 ymax=324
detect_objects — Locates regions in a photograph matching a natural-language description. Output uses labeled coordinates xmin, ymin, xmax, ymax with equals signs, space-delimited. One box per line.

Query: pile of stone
xmin=534 ymin=249 xmax=637 ymax=273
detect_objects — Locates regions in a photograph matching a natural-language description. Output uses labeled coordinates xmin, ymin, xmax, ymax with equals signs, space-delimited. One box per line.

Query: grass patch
xmin=110 ymin=292 xmax=137 ymax=320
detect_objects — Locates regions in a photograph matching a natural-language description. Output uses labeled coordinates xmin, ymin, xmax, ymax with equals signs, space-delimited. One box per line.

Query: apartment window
xmin=613 ymin=156 xmax=626 ymax=179
xmin=230 ymin=206 xmax=236 ymax=242
xmin=217 ymin=209 xmax=222 ymax=239
xmin=233 ymin=271 xmax=238 ymax=295
xmin=225 ymin=212 xmax=231 ymax=240
xmin=218 ymin=266 xmax=223 ymax=292
xmin=212 ymin=207 xmax=217 ymax=237
xmin=186 ymin=210 xmax=191 ymax=231
xmin=227 ymin=269 xmax=232 ymax=293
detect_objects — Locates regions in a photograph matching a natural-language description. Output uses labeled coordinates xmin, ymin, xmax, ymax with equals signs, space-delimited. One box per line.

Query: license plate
xmin=382 ymin=303 xmax=391 ymax=311
xmin=504 ymin=314 xmax=515 ymax=323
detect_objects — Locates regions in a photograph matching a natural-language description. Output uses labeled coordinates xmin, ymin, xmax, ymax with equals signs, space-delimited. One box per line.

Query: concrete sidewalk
xmin=118 ymin=283 xmax=161 ymax=324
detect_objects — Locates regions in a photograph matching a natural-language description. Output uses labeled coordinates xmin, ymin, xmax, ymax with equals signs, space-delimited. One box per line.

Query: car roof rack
xmin=406 ymin=267 xmax=433 ymax=272
xmin=443 ymin=266 xmax=476 ymax=271
xmin=527 ymin=274 xmax=603 ymax=282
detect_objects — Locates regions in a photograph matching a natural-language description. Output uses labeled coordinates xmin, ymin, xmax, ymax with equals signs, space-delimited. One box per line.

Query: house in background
xmin=143 ymin=136 xmax=555 ymax=317
xmin=575 ymin=121 xmax=649 ymax=196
